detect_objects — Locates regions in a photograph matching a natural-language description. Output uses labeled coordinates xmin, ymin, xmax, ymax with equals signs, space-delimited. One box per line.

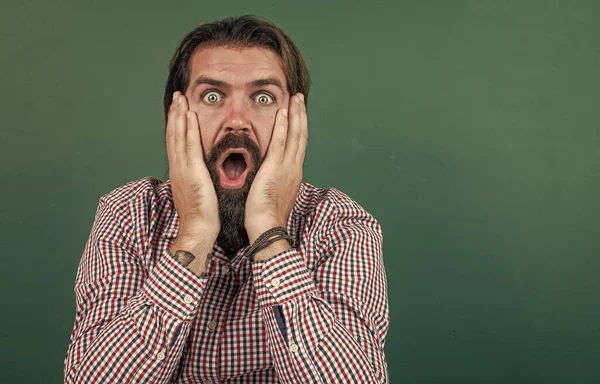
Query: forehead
xmin=188 ymin=45 xmax=287 ymax=90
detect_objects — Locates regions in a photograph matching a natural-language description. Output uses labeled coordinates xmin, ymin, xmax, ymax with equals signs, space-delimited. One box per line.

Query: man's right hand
xmin=166 ymin=91 xmax=220 ymax=269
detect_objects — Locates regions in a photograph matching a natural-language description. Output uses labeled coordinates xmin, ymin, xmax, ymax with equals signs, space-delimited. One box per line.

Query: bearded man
xmin=64 ymin=14 xmax=389 ymax=384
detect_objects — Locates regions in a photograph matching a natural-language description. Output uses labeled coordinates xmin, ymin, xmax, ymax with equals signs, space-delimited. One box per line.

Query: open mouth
xmin=218 ymin=148 xmax=250 ymax=189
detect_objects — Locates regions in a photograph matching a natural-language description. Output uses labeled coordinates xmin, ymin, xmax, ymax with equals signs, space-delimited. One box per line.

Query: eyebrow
xmin=190 ymin=75 xmax=285 ymax=96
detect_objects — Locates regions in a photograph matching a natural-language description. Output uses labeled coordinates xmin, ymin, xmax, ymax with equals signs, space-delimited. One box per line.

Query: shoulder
xmin=96 ymin=176 xmax=174 ymax=220
xmin=294 ymin=182 xmax=382 ymax=239
xmin=293 ymin=183 xmax=383 ymax=276
xmin=94 ymin=176 xmax=173 ymax=236
xmin=99 ymin=176 xmax=166 ymax=205
xmin=295 ymin=182 xmax=365 ymax=214
xmin=93 ymin=176 xmax=175 ymax=257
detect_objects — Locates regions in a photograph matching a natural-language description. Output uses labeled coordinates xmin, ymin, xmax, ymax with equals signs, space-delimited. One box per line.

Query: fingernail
xmin=177 ymin=96 xmax=183 ymax=105
xmin=282 ymin=108 xmax=288 ymax=117
xmin=173 ymin=91 xmax=178 ymax=99
xmin=299 ymin=93 xmax=304 ymax=102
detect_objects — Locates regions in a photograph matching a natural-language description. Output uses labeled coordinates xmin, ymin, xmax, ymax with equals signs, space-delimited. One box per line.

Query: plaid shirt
xmin=64 ymin=176 xmax=389 ymax=383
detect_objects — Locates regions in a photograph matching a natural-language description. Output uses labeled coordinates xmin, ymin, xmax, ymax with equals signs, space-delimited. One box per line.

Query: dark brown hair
xmin=163 ymin=15 xmax=311 ymax=127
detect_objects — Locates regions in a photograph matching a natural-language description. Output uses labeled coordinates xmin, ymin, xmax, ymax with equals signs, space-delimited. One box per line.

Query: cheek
xmin=255 ymin=114 xmax=277 ymax=157
xmin=192 ymin=111 xmax=217 ymax=154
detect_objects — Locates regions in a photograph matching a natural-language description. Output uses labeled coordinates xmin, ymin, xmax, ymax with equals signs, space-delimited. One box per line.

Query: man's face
xmin=183 ymin=45 xmax=291 ymax=253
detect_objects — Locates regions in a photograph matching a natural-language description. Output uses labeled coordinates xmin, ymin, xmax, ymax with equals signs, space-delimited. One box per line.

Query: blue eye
xmin=255 ymin=93 xmax=274 ymax=104
xmin=203 ymin=91 xmax=222 ymax=103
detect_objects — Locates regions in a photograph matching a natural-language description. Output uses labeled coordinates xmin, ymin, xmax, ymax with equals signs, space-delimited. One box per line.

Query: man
xmin=64 ymin=15 xmax=389 ymax=383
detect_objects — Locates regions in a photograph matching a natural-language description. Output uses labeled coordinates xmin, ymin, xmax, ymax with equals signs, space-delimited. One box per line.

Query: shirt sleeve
xmin=251 ymin=198 xmax=390 ymax=383
xmin=64 ymin=195 xmax=215 ymax=384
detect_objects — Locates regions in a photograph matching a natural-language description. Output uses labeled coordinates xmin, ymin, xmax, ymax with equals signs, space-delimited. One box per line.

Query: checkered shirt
xmin=64 ymin=176 xmax=389 ymax=383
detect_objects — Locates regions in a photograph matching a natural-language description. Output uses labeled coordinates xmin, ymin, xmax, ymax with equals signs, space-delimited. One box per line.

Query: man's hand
xmin=166 ymin=91 xmax=220 ymax=273
xmin=244 ymin=93 xmax=308 ymax=245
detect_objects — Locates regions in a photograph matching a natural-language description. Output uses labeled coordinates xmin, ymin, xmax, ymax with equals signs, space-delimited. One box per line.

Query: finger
xmin=166 ymin=91 xmax=182 ymax=165
xmin=284 ymin=94 xmax=303 ymax=164
xmin=173 ymin=93 xmax=190 ymax=164
xmin=168 ymin=91 xmax=179 ymax=113
xmin=186 ymin=109 xmax=205 ymax=166
xmin=296 ymin=94 xmax=308 ymax=164
xmin=266 ymin=107 xmax=289 ymax=161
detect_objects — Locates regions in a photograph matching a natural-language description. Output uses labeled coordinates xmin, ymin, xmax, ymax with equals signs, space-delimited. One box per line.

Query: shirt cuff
xmin=142 ymin=251 xmax=211 ymax=321
xmin=252 ymin=248 xmax=317 ymax=308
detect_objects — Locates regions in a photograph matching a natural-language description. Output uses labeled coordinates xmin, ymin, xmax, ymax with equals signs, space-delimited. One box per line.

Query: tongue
xmin=223 ymin=156 xmax=246 ymax=180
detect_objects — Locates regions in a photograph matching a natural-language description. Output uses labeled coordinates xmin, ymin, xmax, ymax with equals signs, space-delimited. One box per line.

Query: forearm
xmin=65 ymin=250 xmax=211 ymax=383
xmin=252 ymin=248 xmax=389 ymax=383
xmin=268 ymin=295 xmax=388 ymax=383
xmin=169 ymin=234 xmax=216 ymax=276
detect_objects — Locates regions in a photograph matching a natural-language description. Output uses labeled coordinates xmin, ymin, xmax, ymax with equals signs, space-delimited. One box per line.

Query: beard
xmin=205 ymin=133 xmax=263 ymax=254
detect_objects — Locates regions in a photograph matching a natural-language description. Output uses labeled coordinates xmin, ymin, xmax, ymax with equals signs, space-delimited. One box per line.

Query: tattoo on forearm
xmin=172 ymin=250 xmax=196 ymax=267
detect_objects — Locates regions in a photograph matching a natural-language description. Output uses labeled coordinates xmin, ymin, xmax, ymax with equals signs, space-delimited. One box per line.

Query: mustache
xmin=207 ymin=133 xmax=261 ymax=166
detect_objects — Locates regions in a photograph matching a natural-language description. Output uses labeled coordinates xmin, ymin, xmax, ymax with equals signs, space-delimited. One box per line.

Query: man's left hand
xmin=244 ymin=93 xmax=307 ymax=244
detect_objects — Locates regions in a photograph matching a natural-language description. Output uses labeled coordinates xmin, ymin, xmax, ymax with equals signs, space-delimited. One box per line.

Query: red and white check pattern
xmin=64 ymin=176 xmax=389 ymax=383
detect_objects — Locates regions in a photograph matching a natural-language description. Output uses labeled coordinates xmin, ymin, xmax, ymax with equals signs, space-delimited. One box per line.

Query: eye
xmin=255 ymin=92 xmax=274 ymax=105
xmin=202 ymin=91 xmax=222 ymax=104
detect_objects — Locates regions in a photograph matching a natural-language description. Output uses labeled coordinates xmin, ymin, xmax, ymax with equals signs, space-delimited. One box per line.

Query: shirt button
xmin=271 ymin=278 xmax=281 ymax=288
xmin=208 ymin=320 xmax=217 ymax=331
xmin=204 ymin=379 xmax=213 ymax=384
xmin=222 ymin=265 xmax=230 ymax=274
xmin=290 ymin=343 xmax=299 ymax=353
xmin=157 ymin=351 xmax=166 ymax=360
xmin=183 ymin=294 xmax=194 ymax=304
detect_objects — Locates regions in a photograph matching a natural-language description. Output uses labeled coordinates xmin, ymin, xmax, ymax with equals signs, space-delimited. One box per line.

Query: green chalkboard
xmin=2 ymin=1 xmax=599 ymax=383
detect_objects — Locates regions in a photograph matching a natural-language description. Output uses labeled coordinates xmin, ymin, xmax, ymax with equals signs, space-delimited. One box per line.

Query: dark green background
xmin=2 ymin=0 xmax=599 ymax=382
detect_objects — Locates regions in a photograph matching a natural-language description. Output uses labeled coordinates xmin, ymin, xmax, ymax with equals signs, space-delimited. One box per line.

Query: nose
xmin=216 ymin=97 xmax=258 ymax=149
xmin=222 ymin=101 xmax=251 ymax=136
xmin=225 ymin=118 xmax=250 ymax=135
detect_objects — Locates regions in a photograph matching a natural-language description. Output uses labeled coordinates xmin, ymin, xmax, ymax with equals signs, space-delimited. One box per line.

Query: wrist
xmin=246 ymin=221 xmax=286 ymax=244
xmin=169 ymin=234 xmax=217 ymax=277
xmin=252 ymin=237 xmax=292 ymax=261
